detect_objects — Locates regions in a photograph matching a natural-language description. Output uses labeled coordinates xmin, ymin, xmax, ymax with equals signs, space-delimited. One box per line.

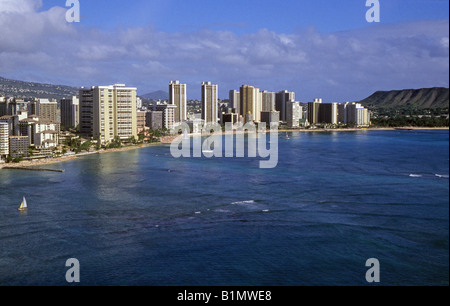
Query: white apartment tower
xmin=286 ymin=101 xmax=302 ymax=128
xmin=169 ymin=80 xmax=187 ymax=123
xmin=0 ymin=122 xmax=9 ymax=159
xmin=229 ymin=90 xmax=240 ymax=114
xmin=201 ymin=82 xmax=218 ymax=124
xmin=79 ymin=84 xmax=137 ymax=144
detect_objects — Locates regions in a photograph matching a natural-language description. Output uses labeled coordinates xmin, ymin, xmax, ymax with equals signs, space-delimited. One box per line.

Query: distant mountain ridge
xmin=140 ymin=90 xmax=169 ymax=100
xmin=359 ymin=87 xmax=449 ymax=109
xmin=0 ymin=76 xmax=79 ymax=100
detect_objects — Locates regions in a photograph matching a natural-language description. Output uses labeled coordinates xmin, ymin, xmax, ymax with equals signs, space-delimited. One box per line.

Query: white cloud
xmin=0 ymin=0 xmax=42 ymax=14
xmin=0 ymin=2 xmax=448 ymax=101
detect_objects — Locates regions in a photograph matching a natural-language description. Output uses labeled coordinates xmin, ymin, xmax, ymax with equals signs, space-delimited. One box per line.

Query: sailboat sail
xmin=19 ymin=197 xmax=27 ymax=211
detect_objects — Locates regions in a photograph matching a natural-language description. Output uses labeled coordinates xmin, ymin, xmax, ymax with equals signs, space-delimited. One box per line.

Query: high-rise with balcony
xmin=61 ymin=96 xmax=79 ymax=129
xmin=201 ymin=82 xmax=218 ymax=124
xmin=33 ymin=99 xmax=59 ymax=123
xmin=262 ymin=91 xmax=276 ymax=112
xmin=79 ymin=84 xmax=137 ymax=144
xmin=276 ymin=90 xmax=295 ymax=122
xmin=0 ymin=122 xmax=9 ymax=159
xmin=307 ymin=98 xmax=322 ymax=125
xmin=240 ymin=85 xmax=261 ymax=123
xmin=169 ymin=80 xmax=187 ymax=123
xmin=286 ymin=101 xmax=302 ymax=128
xmin=229 ymin=90 xmax=240 ymax=114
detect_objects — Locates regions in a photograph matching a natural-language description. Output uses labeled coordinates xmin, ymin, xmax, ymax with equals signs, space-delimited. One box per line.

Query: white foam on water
xmin=409 ymin=174 xmax=422 ymax=178
xmin=435 ymin=174 xmax=449 ymax=178
xmin=231 ymin=200 xmax=255 ymax=205
xmin=214 ymin=209 xmax=231 ymax=213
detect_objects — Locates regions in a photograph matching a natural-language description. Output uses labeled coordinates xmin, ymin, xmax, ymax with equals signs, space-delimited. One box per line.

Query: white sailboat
xmin=18 ymin=196 xmax=28 ymax=211
xmin=282 ymin=132 xmax=290 ymax=140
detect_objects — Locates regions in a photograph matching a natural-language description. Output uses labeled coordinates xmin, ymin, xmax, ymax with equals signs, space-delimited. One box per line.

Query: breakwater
xmin=1 ymin=167 xmax=65 ymax=173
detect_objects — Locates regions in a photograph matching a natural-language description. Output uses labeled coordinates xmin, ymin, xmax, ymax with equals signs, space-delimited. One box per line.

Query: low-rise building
xmin=153 ymin=103 xmax=176 ymax=130
xmin=146 ymin=111 xmax=163 ymax=130
xmin=260 ymin=111 xmax=280 ymax=126
xmin=9 ymin=136 xmax=29 ymax=158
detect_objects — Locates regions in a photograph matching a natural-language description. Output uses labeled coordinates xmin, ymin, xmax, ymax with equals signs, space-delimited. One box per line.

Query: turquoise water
xmin=0 ymin=130 xmax=448 ymax=286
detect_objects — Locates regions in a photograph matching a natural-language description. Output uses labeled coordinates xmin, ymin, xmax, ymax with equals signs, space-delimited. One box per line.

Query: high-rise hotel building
xmin=229 ymin=90 xmax=240 ymax=114
xmin=240 ymin=85 xmax=262 ymax=123
xmin=169 ymin=80 xmax=187 ymax=123
xmin=276 ymin=90 xmax=295 ymax=122
xmin=0 ymin=122 xmax=9 ymax=159
xmin=60 ymin=96 xmax=79 ymax=129
xmin=79 ymin=84 xmax=137 ymax=144
xmin=201 ymin=82 xmax=218 ymax=124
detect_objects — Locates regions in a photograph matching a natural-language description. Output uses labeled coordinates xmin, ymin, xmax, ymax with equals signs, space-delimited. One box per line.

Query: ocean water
xmin=0 ymin=130 xmax=448 ymax=286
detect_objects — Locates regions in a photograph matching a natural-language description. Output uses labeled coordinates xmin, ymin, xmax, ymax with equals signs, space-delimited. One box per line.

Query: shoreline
xmin=0 ymin=142 xmax=164 ymax=170
xmin=0 ymin=127 xmax=448 ymax=170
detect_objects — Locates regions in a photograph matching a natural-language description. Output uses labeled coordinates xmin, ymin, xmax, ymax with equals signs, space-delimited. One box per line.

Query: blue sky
xmin=41 ymin=0 xmax=449 ymax=33
xmin=1 ymin=0 xmax=449 ymax=101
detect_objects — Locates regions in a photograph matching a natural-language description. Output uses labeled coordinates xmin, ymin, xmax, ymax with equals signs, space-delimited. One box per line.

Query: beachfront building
xmin=307 ymin=99 xmax=340 ymax=126
xmin=319 ymin=102 xmax=338 ymax=125
xmin=339 ymin=102 xmax=370 ymax=127
xmin=0 ymin=122 xmax=9 ymax=160
xmin=34 ymin=120 xmax=60 ymax=149
xmin=286 ymin=101 xmax=302 ymax=128
xmin=153 ymin=103 xmax=176 ymax=131
xmin=79 ymin=84 xmax=138 ymax=144
xmin=307 ymin=98 xmax=322 ymax=125
xmin=9 ymin=136 xmax=29 ymax=158
xmin=260 ymin=111 xmax=280 ymax=126
xmin=240 ymin=85 xmax=262 ymax=123
xmin=276 ymin=90 xmax=295 ymax=122
xmin=201 ymin=82 xmax=219 ymax=124
xmin=60 ymin=96 xmax=79 ymax=129
xmin=169 ymin=80 xmax=187 ymax=123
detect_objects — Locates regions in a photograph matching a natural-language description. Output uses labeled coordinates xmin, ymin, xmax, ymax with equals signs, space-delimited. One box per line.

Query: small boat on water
xmin=18 ymin=196 xmax=28 ymax=211
xmin=282 ymin=132 xmax=290 ymax=140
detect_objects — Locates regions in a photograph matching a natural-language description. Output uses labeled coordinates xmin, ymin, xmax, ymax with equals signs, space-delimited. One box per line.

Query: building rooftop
xmin=20 ymin=118 xmax=38 ymax=123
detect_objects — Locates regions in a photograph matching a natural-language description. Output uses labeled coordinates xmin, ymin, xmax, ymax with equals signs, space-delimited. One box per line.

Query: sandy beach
xmin=0 ymin=142 xmax=165 ymax=170
xmin=0 ymin=127 xmax=447 ymax=170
